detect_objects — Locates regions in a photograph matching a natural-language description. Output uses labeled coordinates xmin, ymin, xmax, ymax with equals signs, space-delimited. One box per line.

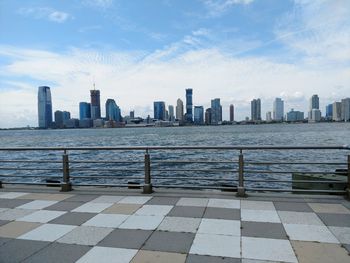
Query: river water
xmin=0 ymin=123 xmax=349 ymax=189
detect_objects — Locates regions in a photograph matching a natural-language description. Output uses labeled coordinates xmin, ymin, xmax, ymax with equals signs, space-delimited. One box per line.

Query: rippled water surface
xmin=0 ymin=123 xmax=349 ymax=189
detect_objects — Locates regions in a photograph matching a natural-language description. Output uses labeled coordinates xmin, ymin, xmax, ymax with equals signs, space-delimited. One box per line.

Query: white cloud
xmin=17 ymin=7 xmax=71 ymax=23
xmin=201 ymin=0 xmax=255 ymax=17
xmin=82 ymin=0 xmax=114 ymax=8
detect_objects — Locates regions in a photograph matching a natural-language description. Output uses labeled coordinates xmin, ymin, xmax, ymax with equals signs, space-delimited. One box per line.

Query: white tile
xmin=18 ymin=223 xmax=76 ymax=242
xmin=241 ymin=201 xmax=276 ymax=211
xmin=329 ymin=226 xmax=350 ymax=244
xmin=90 ymin=195 xmax=124 ymax=203
xmin=241 ymin=209 xmax=280 ymax=223
xmin=284 ymin=223 xmax=339 ymax=243
xmin=16 ymin=210 xmax=66 ymax=223
xmin=118 ymin=196 xmax=152 ymax=204
xmin=278 ymin=211 xmax=324 ymax=225
xmin=197 ymin=218 xmax=240 ymax=236
xmin=83 ymin=214 xmax=129 ymax=228
xmin=17 ymin=200 xmax=58 ymax=210
xmin=0 ymin=192 xmax=28 ymax=199
xmin=242 ymin=237 xmax=297 ymax=263
xmin=0 ymin=209 xmax=36 ymax=221
xmin=135 ymin=205 xmax=173 ymax=216
xmin=119 ymin=215 xmax=164 ymax=230
xmin=72 ymin=202 xmax=113 ymax=213
xmin=57 ymin=226 xmax=113 ymax=245
xmin=190 ymin=233 xmax=240 ymax=258
xmin=177 ymin=198 xmax=208 ymax=207
xmin=157 ymin=217 xmax=201 ymax=233
xmin=76 ymin=246 xmax=137 ymax=263
xmin=207 ymin=199 xmax=240 ymax=209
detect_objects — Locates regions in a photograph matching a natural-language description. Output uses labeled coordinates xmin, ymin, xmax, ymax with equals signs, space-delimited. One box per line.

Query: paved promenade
xmin=0 ymin=186 xmax=349 ymax=263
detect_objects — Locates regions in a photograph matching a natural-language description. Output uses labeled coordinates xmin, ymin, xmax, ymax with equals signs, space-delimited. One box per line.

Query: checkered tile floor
xmin=0 ymin=190 xmax=350 ymax=262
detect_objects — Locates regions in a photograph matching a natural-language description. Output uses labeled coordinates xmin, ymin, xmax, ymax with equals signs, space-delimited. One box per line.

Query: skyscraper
xmin=194 ymin=106 xmax=204 ymax=125
xmin=332 ymin=102 xmax=342 ymax=121
xmin=341 ymin=98 xmax=350 ymax=122
xmin=211 ymin=98 xmax=222 ymax=125
xmin=105 ymin=99 xmax=121 ymax=122
xmin=251 ymin=98 xmax=261 ymax=121
xmin=90 ymin=89 xmax=101 ymax=120
xmin=325 ymin=104 xmax=333 ymax=120
xmin=273 ymin=98 xmax=284 ymax=121
xmin=168 ymin=105 xmax=175 ymax=121
xmin=229 ymin=104 xmax=234 ymax=122
xmin=154 ymin=101 xmax=166 ymax=120
xmin=38 ymin=86 xmax=52 ymax=129
xmin=176 ymin=99 xmax=184 ymax=122
xmin=308 ymin=94 xmax=320 ymax=122
xmin=185 ymin=88 xmax=193 ymax=123
xmin=79 ymin=102 xmax=91 ymax=120
xmin=205 ymin=108 xmax=212 ymax=125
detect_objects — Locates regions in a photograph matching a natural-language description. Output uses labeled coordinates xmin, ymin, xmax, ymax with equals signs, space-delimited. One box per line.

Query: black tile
xmin=317 ymin=213 xmax=350 ymax=227
xmin=168 ymin=206 xmax=205 ymax=218
xmin=98 ymin=229 xmax=152 ymax=249
xmin=241 ymin=221 xmax=288 ymax=239
xmin=203 ymin=208 xmax=240 ymax=220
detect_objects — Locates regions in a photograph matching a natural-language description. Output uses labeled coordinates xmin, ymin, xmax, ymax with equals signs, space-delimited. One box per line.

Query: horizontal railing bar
xmin=0 ymin=167 xmax=62 ymax=171
xmin=0 ymin=175 xmax=62 ymax=178
xmin=245 ymin=162 xmax=347 ymax=165
xmin=152 ymin=176 xmax=237 ymax=181
xmin=244 ymin=170 xmax=347 ymax=175
xmin=152 ymin=160 xmax=236 ymax=164
xmin=70 ymin=160 xmax=143 ymax=164
xmin=0 ymin=160 xmax=61 ymax=163
xmin=72 ymin=183 xmax=133 ymax=187
xmin=245 ymin=187 xmax=346 ymax=193
xmin=70 ymin=176 xmax=144 ymax=179
xmin=151 ymin=169 xmax=238 ymax=172
xmin=1 ymin=181 xmax=61 ymax=185
xmin=154 ymin=184 xmax=237 ymax=190
xmin=244 ymin=179 xmax=347 ymax=184
xmin=70 ymin=168 xmax=144 ymax=172
xmin=0 ymin=145 xmax=349 ymax=151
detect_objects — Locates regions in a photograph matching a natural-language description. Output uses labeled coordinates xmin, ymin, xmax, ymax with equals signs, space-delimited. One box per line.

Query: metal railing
xmin=0 ymin=146 xmax=349 ymax=197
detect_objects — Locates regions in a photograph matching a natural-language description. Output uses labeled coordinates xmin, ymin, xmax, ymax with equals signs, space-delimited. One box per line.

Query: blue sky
xmin=0 ymin=0 xmax=349 ymax=127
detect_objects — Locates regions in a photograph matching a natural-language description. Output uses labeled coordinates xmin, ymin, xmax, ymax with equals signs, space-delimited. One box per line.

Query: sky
xmin=0 ymin=0 xmax=349 ymax=128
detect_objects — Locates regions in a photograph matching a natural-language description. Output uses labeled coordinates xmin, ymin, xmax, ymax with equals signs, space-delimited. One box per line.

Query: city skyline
xmin=0 ymin=1 xmax=349 ymax=128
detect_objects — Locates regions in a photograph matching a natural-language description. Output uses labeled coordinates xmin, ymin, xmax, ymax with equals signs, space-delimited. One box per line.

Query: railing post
xmin=237 ymin=149 xmax=246 ymax=197
xmin=347 ymin=155 xmax=350 ymax=199
xmin=61 ymin=150 xmax=72 ymax=192
xmin=143 ymin=149 xmax=153 ymax=194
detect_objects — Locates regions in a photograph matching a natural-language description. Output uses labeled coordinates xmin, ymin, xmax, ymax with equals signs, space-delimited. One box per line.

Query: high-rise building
xmin=341 ymin=98 xmax=350 ymax=122
xmin=311 ymin=109 xmax=321 ymax=122
xmin=185 ymin=89 xmax=193 ymax=123
xmin=286 ymin=109 xmax=304 ymax=122
xmin=154 ymin=101 xmax=166 ymax=120
xmin=79 ymin=102 xmax=91 ymax=120
xmin=308 ymin=94 xmax=320 ymax=122
xmin=54 ymin=110 xmax=70 ymax=128
xmin=130 ymin=111 xmax=135 ymax=119
xmin=90 ymin=89 xmax=101 ymax=120
xmin=211 ymin=98 xmax=222 ymax=125
xmin=194 ymin=106 xmax=204 ymax=125
xmin=325 ymin=104 xmax=333 ymax=120
xmin=229 ymin=104 xmax=234 ymax=122
xmin=205 ymin=108 xmax=212 ymax=125
xmin=332 ymin=102 xmax=342 ymax=121
xmin=251 ymin=98 xmax=261 ymax=121
xmin=273 ymin=98 xmax=284 ymax=121
xmin=266 ymin=112 xmax=272 ymax=122
xmin=38 ymin=86 xmax=53 ymax=129
xmin=105 ymin=99 xmax=121 ymax=122
xmin=176 ymin=99 xmax=184 ymax=121
xmin=168 ymin=105 xmax=175 ymax=121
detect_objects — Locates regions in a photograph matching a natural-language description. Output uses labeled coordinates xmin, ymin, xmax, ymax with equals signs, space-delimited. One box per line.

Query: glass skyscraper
xmin=251 ymin=98 xmax=261 ymax=121
xmin=90 ymin=89 xmax=101 ymax=120
xmin=211 ymin=98 xmax=222 ymax=125
xmin=194 ymin=106 xmax=204 ymax=125
xmin=176 ymin=98 xmax=184 ymax=122
xmin=79 ymin=102 xmax=91 ymax=120
xmin=105 ymin=99 xmax=122 ymax=122
xmin=273 ymin=98 xmax=284 ymax=121
xmin=154 ymin=101 xmax=166 ymax=120
xmin=185 ymin=88 xmax=193 ymax=123
xmin=38 ymin=86 xmax=52 ymax=129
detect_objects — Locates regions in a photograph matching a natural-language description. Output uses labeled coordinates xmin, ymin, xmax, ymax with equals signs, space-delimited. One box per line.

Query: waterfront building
xmin=286 ymin=109 xmax=304 ymax=122
xmin=79 ymin=119 xmax=93 ymax=128
xmin=185 ymin=89 xmax=193 ymax=123
xmin=266 ymin=112 xmax=272 ymax=122
xmin=308 ymin=94 xmax=320 ymax=122
xmin=205 ymin=108 xmax=212 ymax=125
xmin=93 ymin=119 xmax=104 ymax=128
xmin=79 ymin=102 xmax=91 ymax=120
xmin=211 ymin=98 xmax=222 ymax=125
xmin=168 ymin=105 xmax=175 ymax=121
xmin=341 ymin=98 xmax=350 ymax=122
xmin=38 ymin=86 xmax=52 ymax=129
xmin=273 ymin=98 xmax=284 ymax=121
xmin=229 ymin=104 xmax=234 ymax=122
xmin=176 ymin=99 xmax=184 ymax=121
xmin=65 ymin=118 xmax=79 ymax=128
xmin=130 ymin=111 xmax=135 ymax=119
xmin=90 ymin=89 xmax=101 ymax=120
xmin=332 ymin=102 xmax=342 ymax=121
xmin=311 ymin=109 xmax=321 ymax=122
xmin=325 ymin=104 xmax=333 ymax=120
xmin=154 ymin=101 xmax=166 ymax=120
xmin=194 ymin=106 xmax=204 ymax=125
xmin=105 ymin=99 xmax=122 ymax=122
xmin=251 ymin=98 xmax=261 ymax=121
xmin=54 ymin=110 xmax=64 ymax=128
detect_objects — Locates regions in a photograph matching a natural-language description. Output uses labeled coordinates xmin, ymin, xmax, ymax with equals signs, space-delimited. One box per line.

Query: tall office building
xmin=266 ymin=112 xmax=272 ymax=122
xmin=176 ymin=99 xmax=184 ymax=121
xmin=229 ymin=104 xmax=234 ymax=122
xmin=79 ymin=102 xmax=91 ymax=120
xmin=185 ymin=89 xmax=193 ymax=123
xmin=308 ymin=94 xmax=320 ymax=122
xmin=130 ymin=111 xmax=135 ymax=119
xmin=286 ymin=109 xmax=304 ymax=122
xmin=54 ymin=111 xmax=70 ymax=129
xmin=341 ymin=98 xmax=350 ymax=122
xmin=311 ymin=109 xmax=321 ymax=122
xmin=105 ymin=99 xmax=121 ymax=122
xmin=205 ymin=108 xmax=212 ymax=125
xmin=273 ymin=98 xmax=284 ymax=121
xmin=194 ymin=106 xmax=204 ymax=125
xmin=325 ymin=104 xmax=333 ymax=120
xmin=90 ymin=89 xmax=101 ymax=120
xmin=38 ymin=86 xmax=53 ymax=129
xmin=332 ymin=102 xmax=342 ymax=121
xmin=168 ymin=105 xmax=175 ymax=121
xmin=154 ymin=101 xmax=166 ymax=120
xmin=251 ymin=98 xmax=261 ymax=121
xmin=211 ymin=98 xmax=222 ymax=125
